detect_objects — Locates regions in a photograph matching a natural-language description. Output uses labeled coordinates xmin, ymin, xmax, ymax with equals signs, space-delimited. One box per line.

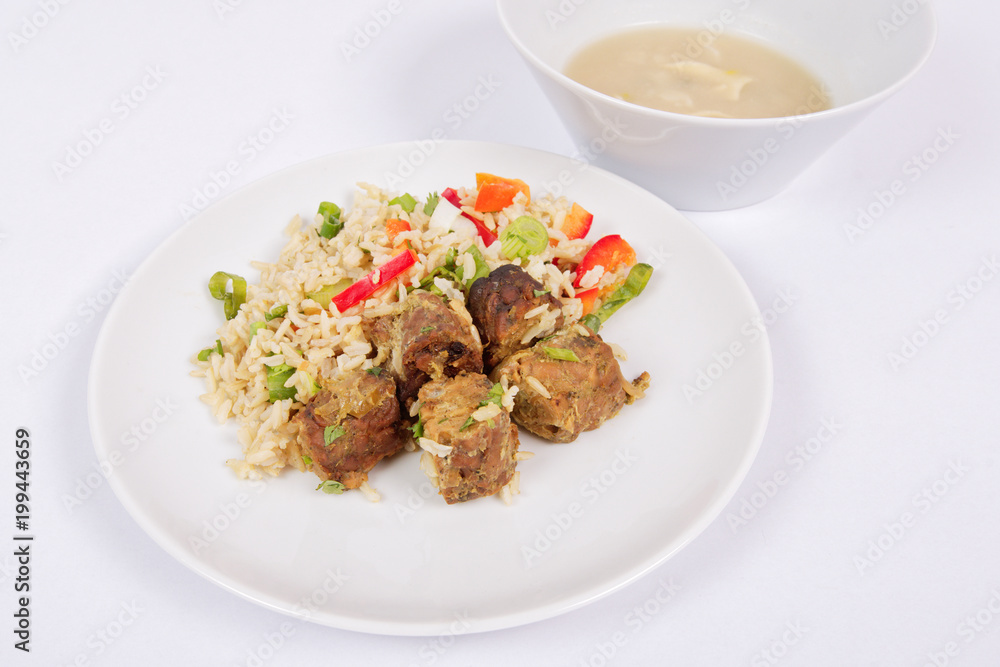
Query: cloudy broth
xmin=564 ymin=27 xmax=831 ymax=119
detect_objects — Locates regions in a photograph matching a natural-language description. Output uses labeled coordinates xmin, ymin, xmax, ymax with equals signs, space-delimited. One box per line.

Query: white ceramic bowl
xmin=497 ymin=0 xmax=937 ymax=211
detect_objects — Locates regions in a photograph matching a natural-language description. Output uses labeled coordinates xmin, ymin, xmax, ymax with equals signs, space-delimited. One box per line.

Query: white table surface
xmin=3 ymin=1 xmax=999 ymax=665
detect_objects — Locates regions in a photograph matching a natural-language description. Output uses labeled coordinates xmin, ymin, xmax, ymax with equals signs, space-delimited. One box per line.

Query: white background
xmin=2 ymin=0 xmax=999 ymax=665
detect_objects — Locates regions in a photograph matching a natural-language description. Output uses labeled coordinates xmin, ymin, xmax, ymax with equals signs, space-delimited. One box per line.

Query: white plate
xmin=88 ymin=141 xmax=772 ymax=635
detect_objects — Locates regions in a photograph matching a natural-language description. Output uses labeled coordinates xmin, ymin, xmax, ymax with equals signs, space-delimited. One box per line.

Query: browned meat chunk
xmin=416 ymin=372 xmax=520 ymax=504
xmin=294 ymin=368 xmax=407 ymax=489
xmin=468 ymin=264 xmax=565 ymax=370
xmin=364 ymin=291 xmax=483 ymax=410
xmin=490 ymin=325 xmax=649 ymax=443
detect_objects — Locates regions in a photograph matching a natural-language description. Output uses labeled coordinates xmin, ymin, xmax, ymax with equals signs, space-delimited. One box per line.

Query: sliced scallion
xmin=500 ymin=216 xmax=548 ymax=260
xmin=580 ymin=263 xmax=653 ymax=333
xmin=208 ymin=271 xmax=247 ymax=320
xmin=317 ymin=201 xmax=344 ymax=239
xmin=264 ymin=304 xmax=288 ymax=321
xmin=266 ymin=363 xmax=297 ymax=402
xmin=305 ymin=279 xmax=353 ymax=309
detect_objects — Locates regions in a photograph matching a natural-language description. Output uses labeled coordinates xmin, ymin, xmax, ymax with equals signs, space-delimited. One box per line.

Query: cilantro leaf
xmin=316 ymin=480 xmax=346 ymax=495
xmin=324 ymin=424 xmax=346 ymax=445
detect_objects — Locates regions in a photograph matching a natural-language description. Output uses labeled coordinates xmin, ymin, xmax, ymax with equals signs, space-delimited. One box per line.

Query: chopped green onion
xmin=264 ymin=304 xmax=288 ymax=321
xmin=580 ymin=263 xmax=653 ymax=333
xmin=324 ymin=424 xmax=346 ymax=445
xmin=389 ymin=193 xmax=417 ymax=213
xmin=319 ymin=201 xmax=341 ymax=217
xmin=420 ymin=326 xmax=435 ymax=334
xmin=198 ymin=340 xmax=223 ymax=361
xmin=543 ymin=347 xmax=581 ymax=362
xmin=249 ymin=321 xmax=266 ymax=340
xmin=500 ymin=216 xmax=548 ymax=260
xmin=317 ymin=201 xmax=344 ymax=239
xmin=533 ymin=289 xmax=550 ymax=297
xmin=266 ymin=363 xmax=297 ymax=402
xmin=423 ymin=192 xmax=440 ymax=216
xmin=305 ymin=279 xmax=353 ymax=309
xmin=302 ymin=455 xmax=313 ymax=466
xmin=208 ymin=271 xmax=247 ymax=320
xmin=316 ymin=480 xmax=346 ymax=495
xmin=459 ymin=415 xmax=476 ymax=431
xmin=366 ymin=367 xmax=383 ymax=376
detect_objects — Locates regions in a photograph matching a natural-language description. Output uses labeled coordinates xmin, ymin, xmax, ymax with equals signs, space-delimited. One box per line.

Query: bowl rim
xmin=495 ymin=0 xmax=939 ymax=127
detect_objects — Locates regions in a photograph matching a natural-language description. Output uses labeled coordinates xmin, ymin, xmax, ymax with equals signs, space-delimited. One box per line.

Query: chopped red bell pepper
xmin=476 ymin=173 xmax=530 ymax=198
xmin=572 ymin=235 xmax=637 ymax=288
xmin=551 ymin=201 xmax=595 ymax=246
xmin=384 ymin=218 xmax=411 ymax=246
xmin=575 ymin=287 xmax=600 ymax=315
xmin=331 ymin=249 xmax=417 ymax=312
xmin=562 ymin=202 xmax=593 ymax=240
xmin=475 ymin=181 xmax=521 ymax=212
xmin=474 ymin=173 xmax=531 ymax=212
xmin=441 ymin=187 xmax=498 ymax=247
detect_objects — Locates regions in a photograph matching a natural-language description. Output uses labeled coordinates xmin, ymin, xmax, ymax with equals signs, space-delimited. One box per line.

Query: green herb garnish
xmin=500 ymin=216 xmax=548 ymax=260
xmin=266 ymin=363 xmax=297 ymax=402
xmin=389 ymin=193 xmax=417 ymax=213
xmin=249 ymin=321 xmax=266 ymax=340
xmin=306 ymin=279 xmax=353 ymax=309
xmin=302 ymin=455 xmax=313 ymax=466
xmin=484 ymin=382 xmax=504 ymax=407
xmin=264 ymin=304 xmax=288 ymax=321
xmin=317 ymin=201 xmax=344 ymax=239
xmin=542 ymin=347 xmax=581 ymax=362
xmin=423 ymin=192 xmax=440 ymax=216
xmin=208 ymin=271 xmax=247 ymax=320
xmin=458 ymin=245 xmax=490 ymax=288
xmin=324 ymin=424 xmax=346 ymax=445
xmin=197 ymin=339 xmax=223 ymax=361
xmin=580 ymin=263 xmax=653 ymax=333
xmin=316 ymin=480 xmax=346 ymax=495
